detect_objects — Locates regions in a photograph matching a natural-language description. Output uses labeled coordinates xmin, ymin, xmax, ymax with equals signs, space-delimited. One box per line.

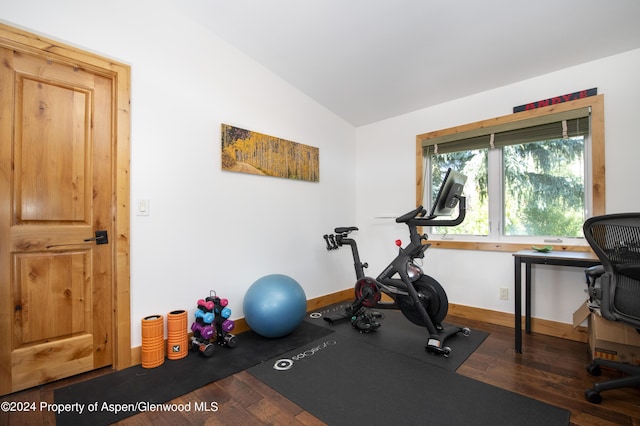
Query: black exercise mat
xmin=249 ymin=334 xmax=570 ymax=425
xmin=54 ymin=321 xmax=334 ymax=426
xmin=308 ymin=302 xmax=489 ymax=370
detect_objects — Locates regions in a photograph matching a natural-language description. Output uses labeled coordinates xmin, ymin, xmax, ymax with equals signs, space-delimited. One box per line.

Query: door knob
xmin=46 ymin=230 xmax=109 ymax=248
xmin=84 ymin=230 xmax=108 ymax=245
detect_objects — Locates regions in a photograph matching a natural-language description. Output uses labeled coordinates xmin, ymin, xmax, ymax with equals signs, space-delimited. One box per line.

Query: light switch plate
xmin=136 ymin=199 xmax=150 ymax=216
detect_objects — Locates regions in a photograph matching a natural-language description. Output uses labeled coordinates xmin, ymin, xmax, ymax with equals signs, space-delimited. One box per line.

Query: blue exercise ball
xmin=243 ymin=274 xmax=307 ymax=338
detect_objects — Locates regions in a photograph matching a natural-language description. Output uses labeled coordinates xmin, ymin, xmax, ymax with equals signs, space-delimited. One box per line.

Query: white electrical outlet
xmin=500 ymin=288 xmax=509 ymax=300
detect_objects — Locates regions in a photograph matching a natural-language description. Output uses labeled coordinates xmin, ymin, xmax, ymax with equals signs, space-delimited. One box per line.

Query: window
xmin=416 ymin=95 xmax=605 ymax=251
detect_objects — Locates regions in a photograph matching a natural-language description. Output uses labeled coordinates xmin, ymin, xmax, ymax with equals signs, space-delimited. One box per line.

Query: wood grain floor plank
xmin=2 ymin=312 xmax=640 ymax=425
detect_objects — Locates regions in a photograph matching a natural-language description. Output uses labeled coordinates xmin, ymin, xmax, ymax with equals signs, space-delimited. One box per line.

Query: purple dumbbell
xmin=222 ymin=319 xmax=235 ymax=332
xmin=191 ymin=321 xmax=214 ymax=339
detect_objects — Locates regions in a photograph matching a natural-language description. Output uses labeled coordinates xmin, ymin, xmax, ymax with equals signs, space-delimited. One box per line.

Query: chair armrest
xmin=586 ymin=265 xmax=605 ymax=279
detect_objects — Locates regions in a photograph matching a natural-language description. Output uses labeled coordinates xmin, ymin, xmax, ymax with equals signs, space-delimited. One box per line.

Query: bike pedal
xmin=427 ymin=338 xmax=442 ymax=348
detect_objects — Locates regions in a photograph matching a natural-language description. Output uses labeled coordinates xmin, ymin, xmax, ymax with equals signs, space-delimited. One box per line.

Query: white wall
xmin=2 ymin=1 xmax=357 ymax=347
xmin=355 ymin=48 xmax=640 ymax=325
xmin=4 ymin=2 xmax=640 ymax=348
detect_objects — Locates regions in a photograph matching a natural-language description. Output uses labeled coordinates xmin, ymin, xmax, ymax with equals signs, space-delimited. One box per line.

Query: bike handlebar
xmin=409 ymin=196 xmax=466 ymax=227
xmin=394 ymin=196 xmax=466 ymax=227
xmin=395 ymin=206 xmax=427 ymax=223
xmin=327 ymin=196 xmax=465 ymax=250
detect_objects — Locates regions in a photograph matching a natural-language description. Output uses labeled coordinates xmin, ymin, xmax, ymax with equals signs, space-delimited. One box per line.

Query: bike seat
xmin=335 ymin=226 xmax=358 ymax=234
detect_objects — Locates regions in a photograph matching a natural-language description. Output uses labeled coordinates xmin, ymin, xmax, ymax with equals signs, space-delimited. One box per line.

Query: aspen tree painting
xmin=221 ymin=124 xmax=319 ymax=182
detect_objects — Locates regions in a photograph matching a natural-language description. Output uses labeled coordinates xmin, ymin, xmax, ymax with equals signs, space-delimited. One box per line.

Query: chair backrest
xmin=583 ymin=213 xmax=640 ymax=326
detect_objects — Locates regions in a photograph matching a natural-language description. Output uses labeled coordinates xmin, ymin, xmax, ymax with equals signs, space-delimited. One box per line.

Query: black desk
xmin=513 ymin=249 xmax=600 ymax=353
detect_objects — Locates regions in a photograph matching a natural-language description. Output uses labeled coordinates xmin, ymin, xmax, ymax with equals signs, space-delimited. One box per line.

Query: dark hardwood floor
xmin=2 ymin=313 xmax=640 ymax=425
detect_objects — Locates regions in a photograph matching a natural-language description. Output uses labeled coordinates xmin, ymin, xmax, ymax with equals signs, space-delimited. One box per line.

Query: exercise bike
xmin=323 ymin=168 xmax=470 ymax=356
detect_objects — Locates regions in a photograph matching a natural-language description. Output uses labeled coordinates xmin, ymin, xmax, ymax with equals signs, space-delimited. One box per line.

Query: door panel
xmin=11 ymin=335 xmax=94 ymax=392
xmin=1 ymin=45 xmax=114 ymax=394
xmin=14 ymin=252 xmax=90 ymax=344
xmin=18 ymin=78 xmax=89 ymax=222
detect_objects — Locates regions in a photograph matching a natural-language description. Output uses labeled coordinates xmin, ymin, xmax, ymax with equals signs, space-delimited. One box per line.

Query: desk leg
xmin=514 ymin=256 xmax=522 ymax=353
xmin=525 ymin=262 xmax=532 ymax=333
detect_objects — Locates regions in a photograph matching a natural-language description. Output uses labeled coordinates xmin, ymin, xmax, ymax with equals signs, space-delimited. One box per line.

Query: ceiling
xmin=178 ymin=0 xmax=640 ymax=126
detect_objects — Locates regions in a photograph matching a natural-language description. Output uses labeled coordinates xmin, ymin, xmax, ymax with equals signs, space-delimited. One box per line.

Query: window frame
xmin=415 ymin=95 xmax=605 ymax=253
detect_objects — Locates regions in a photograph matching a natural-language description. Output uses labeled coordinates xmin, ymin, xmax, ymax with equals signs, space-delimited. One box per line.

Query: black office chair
xmin=583 ymin=213 xmax=640 ymax=404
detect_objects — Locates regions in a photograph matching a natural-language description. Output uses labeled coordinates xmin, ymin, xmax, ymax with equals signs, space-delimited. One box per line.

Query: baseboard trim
xmin=448 ymin=303 xmax=588 ymax=343
xmin=129 ymin=288 xmax=586 ymax=365
xmin=129 ymin=288 xmax=355 ymax=366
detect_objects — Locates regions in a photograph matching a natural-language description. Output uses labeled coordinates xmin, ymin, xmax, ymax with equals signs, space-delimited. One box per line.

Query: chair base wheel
xmin=587 ymin=364 xmax=602 ymax=376
xmin=585 ymin=389 xmax=602 ymax=404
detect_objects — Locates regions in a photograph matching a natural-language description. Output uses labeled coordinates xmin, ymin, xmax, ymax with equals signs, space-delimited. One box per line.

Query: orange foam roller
xmin=167 ymin=310 xmax=188 ymax=360
xmin=141 ymin=314 xmax=165 ymax=368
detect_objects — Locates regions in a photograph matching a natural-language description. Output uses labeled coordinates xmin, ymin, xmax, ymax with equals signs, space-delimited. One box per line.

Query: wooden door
xmin=0 ymin=38 xmax=119 ymax=394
